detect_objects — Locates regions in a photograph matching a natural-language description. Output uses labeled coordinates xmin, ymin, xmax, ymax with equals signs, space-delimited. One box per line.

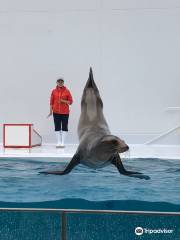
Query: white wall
xmin=0 ymin=0 xmax=180 ymax=144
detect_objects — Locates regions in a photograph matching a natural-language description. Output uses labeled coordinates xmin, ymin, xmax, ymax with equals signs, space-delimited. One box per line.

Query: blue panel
xmin=0 ymin=211 xmax=60 ymax=240
xmin=67 ymin=213 xmax=180 ymax=240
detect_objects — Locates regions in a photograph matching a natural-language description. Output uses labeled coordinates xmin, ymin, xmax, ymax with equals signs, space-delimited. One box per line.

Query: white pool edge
xmin=0 ymin=144 xmax=180 ymax=162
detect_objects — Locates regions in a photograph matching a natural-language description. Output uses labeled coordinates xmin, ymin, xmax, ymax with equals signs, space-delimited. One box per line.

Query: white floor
xmin=0 ymin=144 xmax=77 ymax=162
xmin=0 ymin=144 xmax=180 ymax=162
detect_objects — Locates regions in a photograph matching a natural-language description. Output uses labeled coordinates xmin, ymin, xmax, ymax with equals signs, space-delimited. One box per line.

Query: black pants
xmin=53 ymin=113 xmax=69 ymax=131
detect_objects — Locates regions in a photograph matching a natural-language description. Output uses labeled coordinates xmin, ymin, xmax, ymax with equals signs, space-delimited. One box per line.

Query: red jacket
xmin=50 ymin=86 xmax=73 ymax=114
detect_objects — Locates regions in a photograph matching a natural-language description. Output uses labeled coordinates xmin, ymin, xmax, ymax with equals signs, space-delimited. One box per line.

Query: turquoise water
xmin=0 ymin=157 xmax=180 ymax=239
xmin=0 ymin=158 xmax=179 ymax=210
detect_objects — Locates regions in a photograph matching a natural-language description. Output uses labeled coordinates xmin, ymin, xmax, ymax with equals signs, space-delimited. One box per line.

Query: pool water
xmin=0 ymin=158 xmax=179 ymax=211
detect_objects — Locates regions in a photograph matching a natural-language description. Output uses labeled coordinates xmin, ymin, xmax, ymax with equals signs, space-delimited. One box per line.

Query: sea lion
xmin=41 ymin=68 xmax=150 ymax=180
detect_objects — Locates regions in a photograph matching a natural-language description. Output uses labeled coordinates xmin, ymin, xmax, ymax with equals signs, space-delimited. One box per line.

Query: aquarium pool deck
xmin=0 ymin=144 xmax=180 ymax=162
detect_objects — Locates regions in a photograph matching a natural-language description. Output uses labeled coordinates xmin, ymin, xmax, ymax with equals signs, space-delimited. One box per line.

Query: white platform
xmin=0 ymin=144 xmax=180 ymax=162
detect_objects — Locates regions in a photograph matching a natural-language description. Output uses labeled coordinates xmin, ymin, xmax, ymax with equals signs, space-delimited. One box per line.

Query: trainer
xmin=48 ymin=78 xmax=73 ymax=148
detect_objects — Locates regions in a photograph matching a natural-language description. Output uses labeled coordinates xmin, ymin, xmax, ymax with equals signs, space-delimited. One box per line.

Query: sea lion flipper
xmin=40 ymin=153 xmax=80 ymax=175
xmin=111 ymin=154 xmax=150 ymax=180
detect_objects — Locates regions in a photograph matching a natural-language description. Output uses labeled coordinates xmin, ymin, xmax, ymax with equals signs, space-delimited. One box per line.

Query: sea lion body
xmin=76 ymin=69 xmax=128 ymax=169
xmin=77 ymin=129 xmax=110 ymax=169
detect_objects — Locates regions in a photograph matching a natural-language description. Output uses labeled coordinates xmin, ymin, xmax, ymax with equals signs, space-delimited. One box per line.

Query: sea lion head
xmin=81 ymin=67 xmax=103 ymax=109
xmin=100 ymin=135 xmax=129 ymax=154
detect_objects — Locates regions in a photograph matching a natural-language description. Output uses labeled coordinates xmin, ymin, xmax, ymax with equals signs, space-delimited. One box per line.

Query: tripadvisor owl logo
xmin=135 ymin=226 xmax=174 ymax=236
xmin=135 ymin=227 xmax=143 ymax=236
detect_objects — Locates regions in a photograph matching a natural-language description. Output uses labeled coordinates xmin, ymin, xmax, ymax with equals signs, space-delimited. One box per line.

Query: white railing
xmin=145 ymin=107 xmax=180 ymax=145
xmin=145 ymin=124 xmax=180 ymax=145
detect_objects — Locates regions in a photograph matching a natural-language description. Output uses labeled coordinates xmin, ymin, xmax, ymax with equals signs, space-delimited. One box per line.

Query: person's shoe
xmin=59 ymin=144 xmax=65 ymax=148
xmin=56 ymin=144 xmax=62 ymax=148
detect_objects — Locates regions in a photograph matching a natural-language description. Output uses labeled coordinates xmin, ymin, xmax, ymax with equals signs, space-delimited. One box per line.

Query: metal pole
xmin=61 ymin=211 xmax=67 ymax=240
